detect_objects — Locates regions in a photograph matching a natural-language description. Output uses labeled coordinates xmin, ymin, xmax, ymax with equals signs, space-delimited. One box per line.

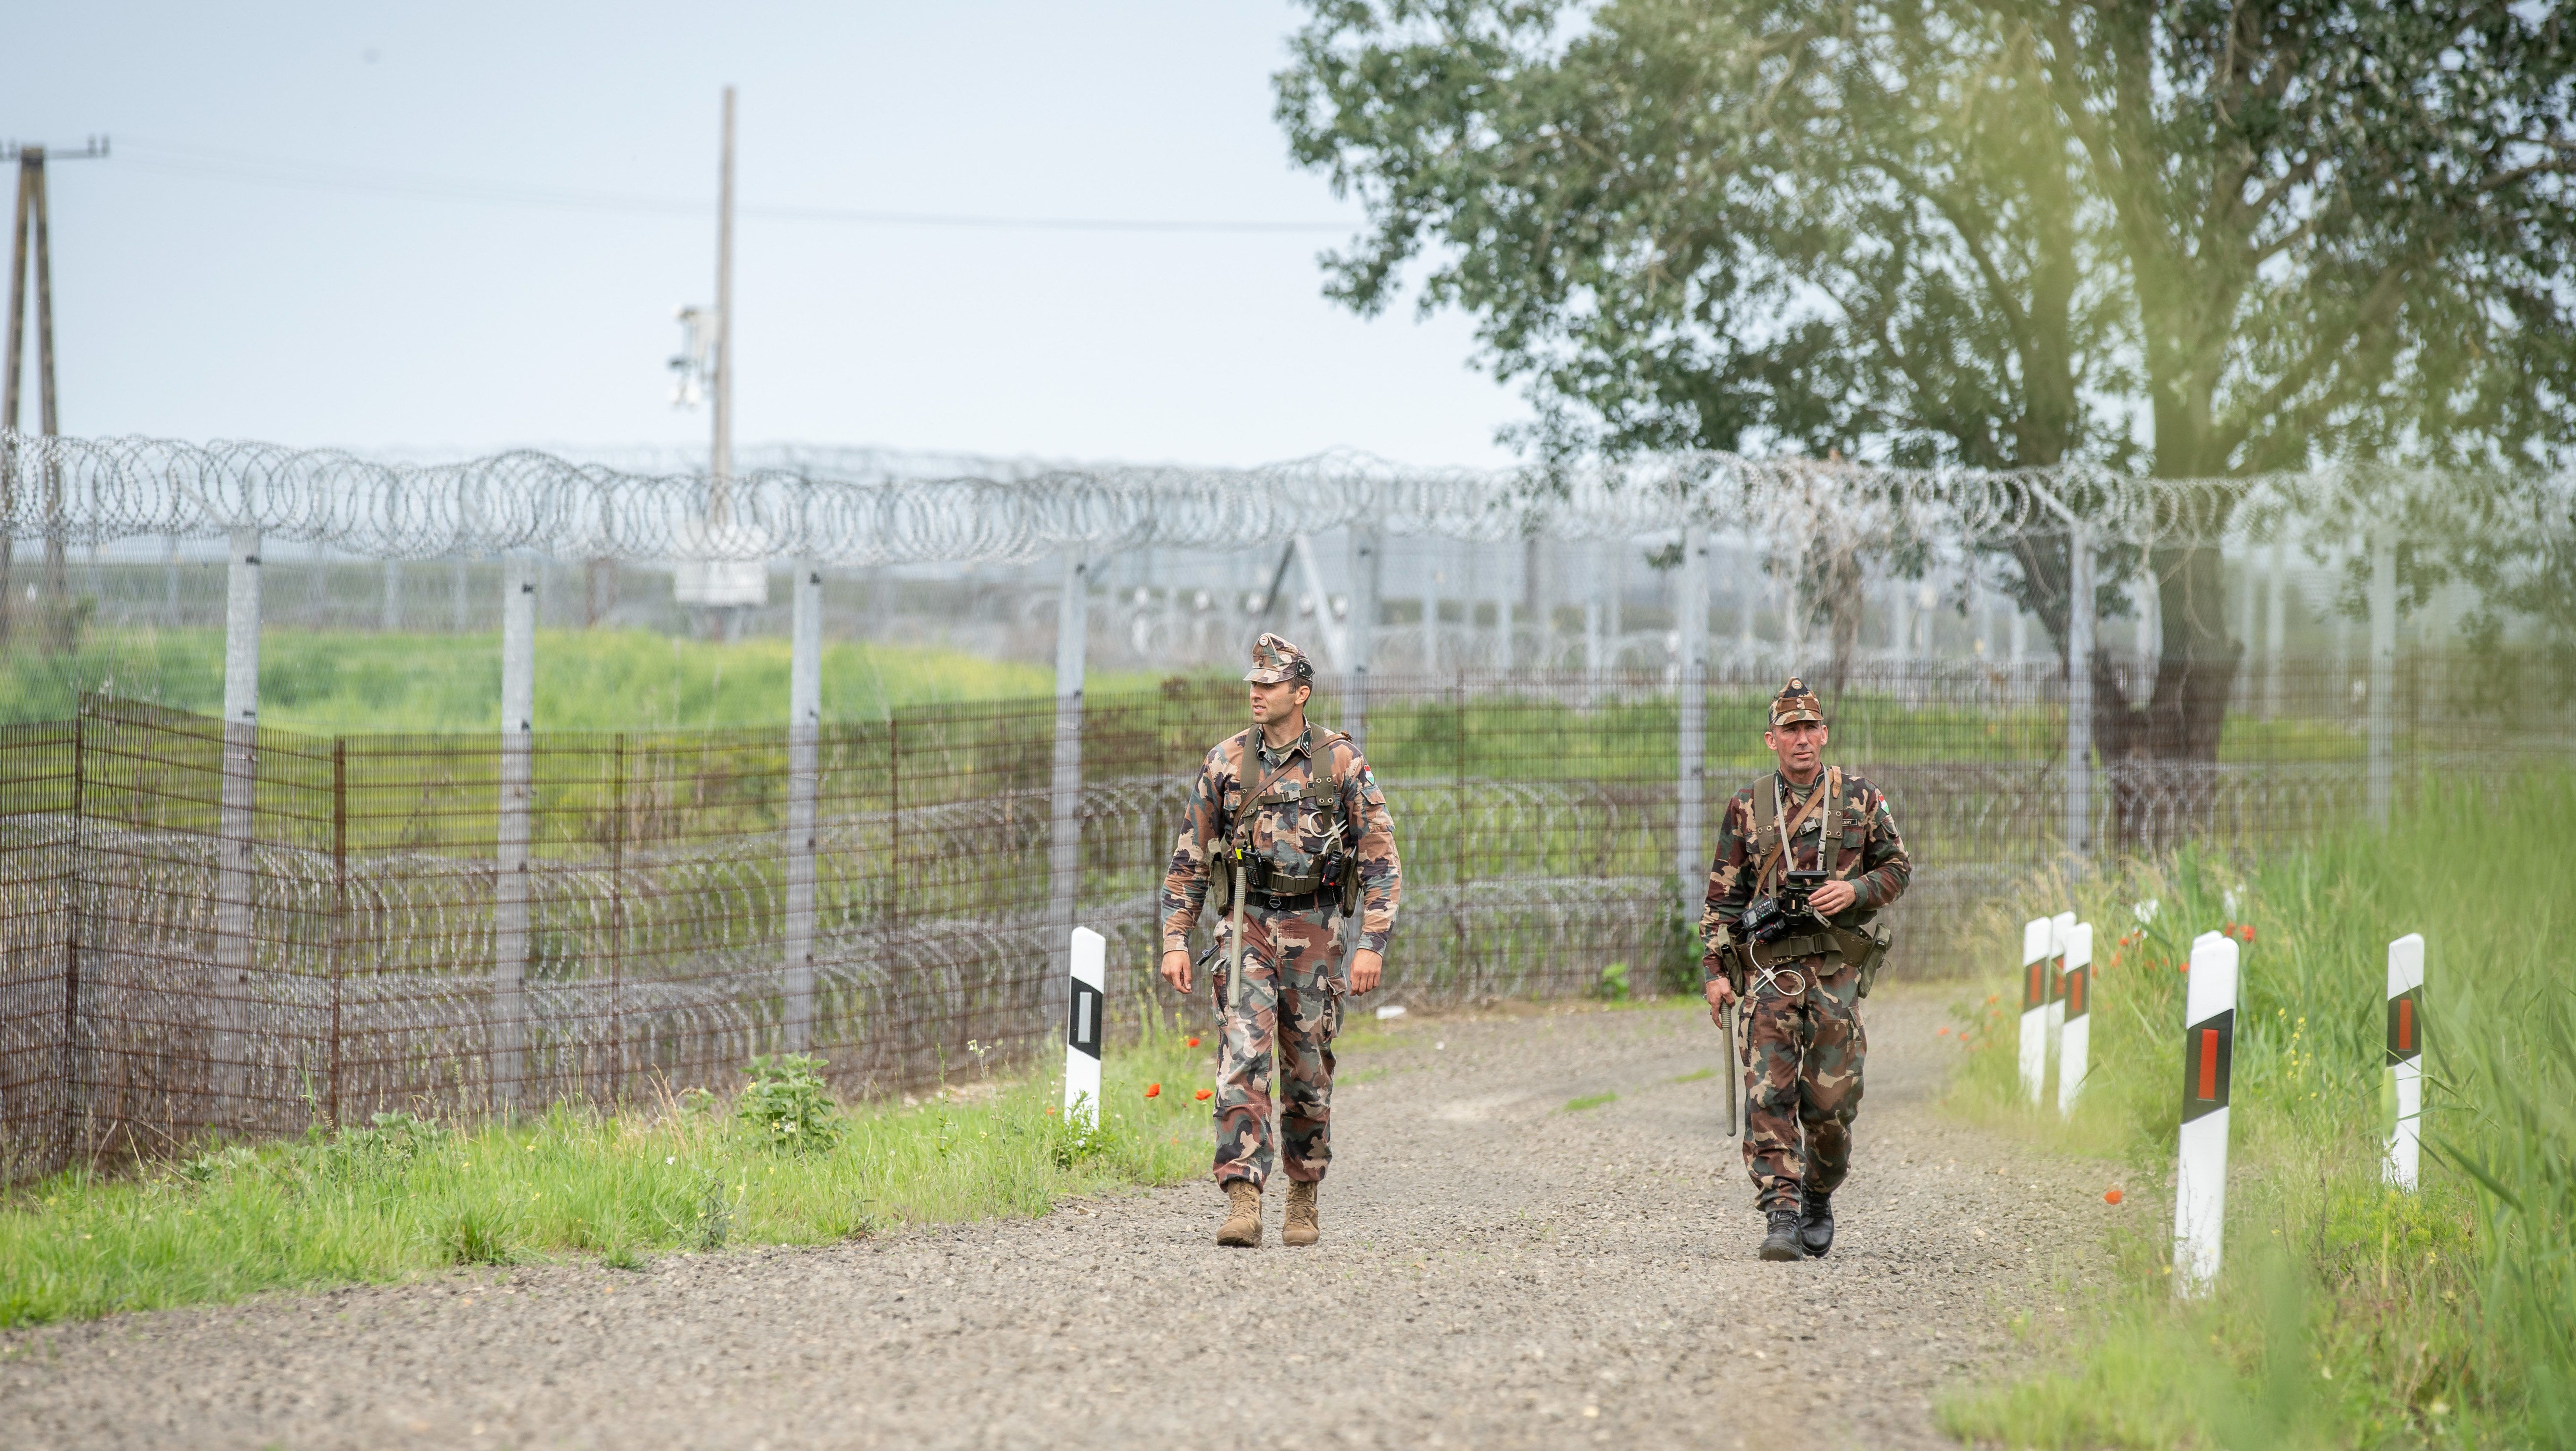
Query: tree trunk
xmin=2095 ymin=543 xmax=2243 ymax=848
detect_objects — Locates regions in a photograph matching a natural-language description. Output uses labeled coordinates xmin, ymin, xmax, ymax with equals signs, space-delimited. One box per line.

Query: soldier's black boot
xmin=1758 ymin=1207 xmax=1804 ymax=1262
xmin=1799 ymin=1186 xmax=1835 ymax=1258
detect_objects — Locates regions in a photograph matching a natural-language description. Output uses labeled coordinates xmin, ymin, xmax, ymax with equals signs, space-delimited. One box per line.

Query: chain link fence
xmin=5 ymin=658 xmax=2560 ymax=1182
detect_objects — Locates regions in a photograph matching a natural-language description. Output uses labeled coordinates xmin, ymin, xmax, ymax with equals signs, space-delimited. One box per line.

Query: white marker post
xmin=2019 ymin=918 xmax=2052 ymax=1106
xmin=1062 ymin=927 xmax=1106 ymax=1130
xmin=2057 ymin=922 xmax=2093 ymax=1116
xmin=2384 ymin=933 xmax=2425 ymax=1191
xmin=2047 ymin=910 xmax=2076 ymax=1077
xmin=2173 ymin=930 xmax=2239 ymax=1297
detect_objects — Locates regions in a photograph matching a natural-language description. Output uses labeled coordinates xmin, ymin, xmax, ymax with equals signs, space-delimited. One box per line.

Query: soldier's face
xmin=1248 ymin=679 xmax=1309 ymax=722
xmin=1764 ymin=719 xmax=1826 ymax=778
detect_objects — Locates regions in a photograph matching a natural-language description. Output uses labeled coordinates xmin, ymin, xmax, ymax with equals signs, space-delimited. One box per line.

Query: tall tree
xmin=1278 ymin=0 xmax=2576 ymax=763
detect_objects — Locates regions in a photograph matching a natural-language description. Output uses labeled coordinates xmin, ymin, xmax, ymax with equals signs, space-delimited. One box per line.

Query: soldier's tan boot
xmin=1216 ymin=1179 xmax=1264 ymax=1248
xmin=1282 ymin=1180 xmax=1320 ymax=1247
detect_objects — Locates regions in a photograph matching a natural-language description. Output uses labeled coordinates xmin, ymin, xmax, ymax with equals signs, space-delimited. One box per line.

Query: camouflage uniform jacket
xmin=1699 ymin=768 xmax=1910 ymax=982
xmin=1161 ymin=723 xmax=1401 ymax=956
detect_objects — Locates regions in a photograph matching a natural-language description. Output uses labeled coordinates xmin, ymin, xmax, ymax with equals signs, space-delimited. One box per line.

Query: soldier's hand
xmin=1704 ymin=975 xmax=1736 ymax=1025
xmin=1159 ymin=949 xmax=1194 ymax=995
xmin=1348 ymin=949 xmax=1384 ymax=995
xmin=1811 ymin=879 xmax=1858 ymax=917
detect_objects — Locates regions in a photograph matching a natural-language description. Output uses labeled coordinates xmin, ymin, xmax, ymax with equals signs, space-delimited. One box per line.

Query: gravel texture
xmin=2 ymin=984 xmax=2114 ymax=1450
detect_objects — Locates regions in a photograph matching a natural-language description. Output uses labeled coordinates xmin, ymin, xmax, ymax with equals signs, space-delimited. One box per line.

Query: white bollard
xmin=2019 ymin=918 xmax=2052 ymax=1105
xmin=2384 ymin=933 xmax=2425 ymax=1191
xmin=1062 ymin=927 xmax=1106 ymax=1130
xmin=2173 ymin=930 xmax=2239 ymax=1297
xmin=2058 ymin=922 xmax=2093 ymax=1115
xmin=2047 ymin=909 xmax=2076 ymax=1067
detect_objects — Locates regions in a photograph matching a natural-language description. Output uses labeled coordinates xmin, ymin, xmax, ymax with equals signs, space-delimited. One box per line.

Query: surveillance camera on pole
xmin=668 ymin=305 xmax=715 ymax=410
xmin=668 ymin=87 xmax=763 ymax=623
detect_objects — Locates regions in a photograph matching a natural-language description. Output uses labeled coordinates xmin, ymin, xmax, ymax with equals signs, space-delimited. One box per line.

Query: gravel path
xmin=3 ymin=984 xmax=2113 ymax=1450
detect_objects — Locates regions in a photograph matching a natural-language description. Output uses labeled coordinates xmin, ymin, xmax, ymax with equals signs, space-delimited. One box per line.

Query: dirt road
xmin=2 ymin=986 xmax=2110 ymax=1449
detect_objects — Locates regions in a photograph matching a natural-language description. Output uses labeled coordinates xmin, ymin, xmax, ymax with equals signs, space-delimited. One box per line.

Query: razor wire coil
xmin=3 ymin=433 xmax=2565 ymax=564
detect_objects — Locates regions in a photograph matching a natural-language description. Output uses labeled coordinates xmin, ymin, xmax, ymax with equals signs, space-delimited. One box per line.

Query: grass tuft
xmin=0 ymin=1034 xmax=1209 ymax=1328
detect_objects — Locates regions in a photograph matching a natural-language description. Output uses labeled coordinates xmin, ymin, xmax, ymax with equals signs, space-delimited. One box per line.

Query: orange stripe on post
xmin=2197 ymin=1028 xmax=2219 ymax=1100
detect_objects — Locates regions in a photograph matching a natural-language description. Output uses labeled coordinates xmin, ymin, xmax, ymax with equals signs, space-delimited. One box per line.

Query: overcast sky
xmin=8 ymin=2 xmax=1525 ymax=467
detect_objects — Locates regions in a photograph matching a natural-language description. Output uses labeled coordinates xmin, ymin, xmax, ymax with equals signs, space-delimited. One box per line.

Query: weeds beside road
xmin=0 ymin=1033 xmax=1210 ymax=1328
xmin=1942 ymin=772 xmax=2575 ymax=1448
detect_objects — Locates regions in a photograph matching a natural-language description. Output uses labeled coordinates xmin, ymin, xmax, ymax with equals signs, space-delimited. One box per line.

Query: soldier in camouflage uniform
xmin=1159 ymin=633 xmax=1402 ymax=1249
xmin=1702 ymin=679 xmax=1911 ymax=1261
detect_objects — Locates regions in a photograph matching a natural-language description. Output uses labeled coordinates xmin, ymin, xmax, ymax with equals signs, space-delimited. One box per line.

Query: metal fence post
xmin=328 ymin=739 xmax=347 ymax=1129
xmin=60 ymin=708 xmax=87 ymax=1164
xmin=1421 ymin=545 xmax=1439 ymax=674
xmin=1347 ymin=529 xmax=1378 ymax=749
xmin=216 ymin=525 xmax=261 ymax=1122
xmin=607 ymin=733 xmax=627 ymax=1104
xmin=1674 ymin=526 xmax=1709 ymax=903
xmin=493 ymin=554 xmax=535 ymax=1111
xmin=2064 ymin=523 xmax=2095 ymax=864
xmin=2368 ymin=533 xmax=2396 ymax=828
xmin=1047 ymin=552 xmax=1088 ymax=1033
xmin=2263 ymin=538 xmax=2285 ymax=721
xmin=784 ymin=556 xmax=821 ymax=1053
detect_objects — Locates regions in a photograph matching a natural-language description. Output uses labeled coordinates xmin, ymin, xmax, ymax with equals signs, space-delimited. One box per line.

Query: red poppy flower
xmin=2237 ymin=924 xmax=2257 ymax=944
xmin=2104 ymin=1187 xmax=2124 ymax=1205
xmin=1194 ymin=1089 xmax=1213 ymax=1101
xmin=1936 ymin=1025 xmax=1951 ymax=1036
xmin=1144 ymin=1083 xmax=1161 ymax=1098
xmin=1187 ymin=1037 xmax=1201 ymax=1048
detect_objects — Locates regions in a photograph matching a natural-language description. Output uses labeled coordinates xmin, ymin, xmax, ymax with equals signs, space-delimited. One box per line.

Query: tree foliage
xmin=1278 ymin=0 xmax=2576 ymax=753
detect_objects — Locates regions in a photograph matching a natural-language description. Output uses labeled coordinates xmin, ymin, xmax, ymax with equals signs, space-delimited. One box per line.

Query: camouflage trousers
xmin=1207 ymin=904 xmax=1346 ymax=1188
xmin=1736 ymin=955 xmax=1867 ymax=1212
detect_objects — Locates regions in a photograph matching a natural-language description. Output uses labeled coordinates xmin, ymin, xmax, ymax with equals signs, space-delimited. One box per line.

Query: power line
xmin=112 ymin=138 xmax=1355 ymax=235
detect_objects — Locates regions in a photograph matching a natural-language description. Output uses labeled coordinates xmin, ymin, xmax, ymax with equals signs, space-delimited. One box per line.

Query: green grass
xmin=1938 ymin=773 xmax=2575 ymax=1448
xmin=1564 ymin=1091 xmax=1619 ymax=1112
xmin=0 ymin=626 xmax=1058 ymax=731
xmin=0 ymin=1033 xmax=1213 ymax=1328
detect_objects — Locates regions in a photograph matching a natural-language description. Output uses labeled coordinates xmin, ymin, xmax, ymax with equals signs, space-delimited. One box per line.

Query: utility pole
xmin=667 ymin=89 xmax=758 ymax=635
xmin=713 ymin=84 xmax=735 ymax=509
xmin=1 ymin=136 xmax=107 ymax=652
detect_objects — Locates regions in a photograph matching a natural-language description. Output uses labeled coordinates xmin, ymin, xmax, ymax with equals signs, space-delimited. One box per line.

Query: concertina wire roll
xmin=0 ymin=432 xmax=2567 ymax=564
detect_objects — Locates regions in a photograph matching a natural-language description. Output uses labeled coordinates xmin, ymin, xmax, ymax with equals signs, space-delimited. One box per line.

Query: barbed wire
xmin=1 ymin=432 xmax=2566 ymax=565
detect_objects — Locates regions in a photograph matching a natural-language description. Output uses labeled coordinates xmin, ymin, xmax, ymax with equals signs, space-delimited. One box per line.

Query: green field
xmin=0 ymin=627 xmax=1059 ymax=733
xmin=1939 ymin=775 xmax=2574 ymax=1448
xmin=0 ymin=1031 xmax=1214 ymax=1328
xmin=4 ymin=626 xmax=2466 ymax=771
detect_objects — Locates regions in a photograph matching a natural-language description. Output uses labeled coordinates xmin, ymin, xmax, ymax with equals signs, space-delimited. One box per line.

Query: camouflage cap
xmin=1244 ymin=632 xmax=1314 ymax=685
xmin=1769 ymin=677 xmax=1825 ymax=727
